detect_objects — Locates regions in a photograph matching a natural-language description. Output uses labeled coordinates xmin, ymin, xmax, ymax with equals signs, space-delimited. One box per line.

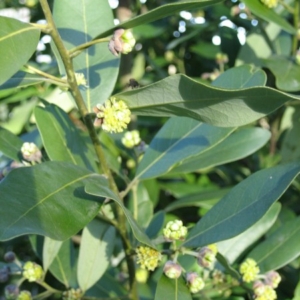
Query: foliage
xmin=0 ymin=0 xmax=300 ymax=299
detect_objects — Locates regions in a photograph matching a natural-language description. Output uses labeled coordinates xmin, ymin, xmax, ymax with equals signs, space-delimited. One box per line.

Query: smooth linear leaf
xmin=115 ymin=74 xmax=299 ymax=127
xmin=154 ymin=275 xmax=192 ymax=300
xmin=136 ymin=117 xmax=234 ymax=180
xmin=248 ymin=216 xmax=300 ymax=273
xmin=95 ymin=0 xmax=223 ymax=39
xmin=52 ymin=0 xmax=118 ymax=110
xmin=217 ymin=203 xmax=281 ymax=264
xmin=169 ymin=127 xmax=271 ymax=174
xmin=0 ymin=127 xmax=23 ymax=162
xmin=182 ymin=163 xmax=300 ymax=248
xmin=34 ymin=104 xmax=98 ymax=172
xmin=0 ymin=17 xmax=40 ymax=85
xmin=43 ymin=237 xmax=63 ymax=273
xmin=0 ymin=162 xmax=110 ymax=241
xmin=78 ymin=219 xmax=115 ymax=292
xmin=85 ymin=182 xmax=155 ymax=248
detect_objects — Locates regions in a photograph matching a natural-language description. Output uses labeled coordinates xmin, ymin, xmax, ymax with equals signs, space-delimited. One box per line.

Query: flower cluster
xmin=62 ymin=288 xmax=83 ymax=300
xmin=239 ymin=258 xmax=260 ymax=283
xmin=21 ymin=142 xmax=42 ymax=163
xmin=163 ymin=220 xmax=188 ymax=241
xmin=22 ymin=261 xmax=44 ymax=282
xmin=93 ymin=97 xmax=131 ymax=133
xmin=108 ymin=29 xmax=136 ymax=56
xmin=198 ymin=244 xmax=218 ymax=269
xmin=136 ymin=246 xmax=162 ymax=271
xmin=260 ymin=0 xmax=278 ymax=8
xmin=186 ymin=272 xmax=205 ymax=293
xmin=163 ymin=261 xmax=182 ymax=279
xmin=17 ymin=291 xmax=32 ymax=300
xmin=121 ymin=130 xmax=141 ymax=148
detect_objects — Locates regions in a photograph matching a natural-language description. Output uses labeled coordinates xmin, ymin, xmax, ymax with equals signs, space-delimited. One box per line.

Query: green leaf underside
xmin=85 ymin=183 xmax=155 ymax=248
xmin=242 ymin=0 xmax=296 ymax=34
xmin=95 ymin=0 xmax=223 ymax=39
xmin=249 ymin=216 xmax=300 ymax=273
xmin=0 ymin=162 xmax=110 ymax=241
xmin=0 ymin=17 xmax=40 ymax=85
xmin=154 ymin=275 xmax=192 ymax=300
xmin=78 ymin=220 xmax=116 ymax=292
xmin=182 ymin=163 xmax=300 ymax=248
xmin=116 ymin=74 xmax=299 ymax=127
xmin=34 ymin=104 xmax=98 ymax=172
xmin=43 ymin=237 xmax=63 ymax=272
xmin=136 ymin=117 xmax=235 ymax=180
xmin=53 ymin=0 xmax=118 ymax=110
xmin=0 ymin=127 xmax=23 ymax=162
xmin=217 ymin=203 xmax=281 ymax=264
xmin=170 ymin=127 xmax=271 ymax=174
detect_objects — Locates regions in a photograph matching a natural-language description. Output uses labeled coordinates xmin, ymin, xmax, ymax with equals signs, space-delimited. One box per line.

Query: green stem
xmin=278 ymin=0 xmax=295 ymax=14
xmin=37 ymin=281 xmax=62 ymax=294
xmin=69 ymin=37 xmax=111 ymax=58
xmin=292 ymin=0 xmax=299 ymax=56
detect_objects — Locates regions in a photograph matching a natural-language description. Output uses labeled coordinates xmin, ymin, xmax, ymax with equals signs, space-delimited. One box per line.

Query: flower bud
xmin=136 ymin=246 xmax=162 ymax=271
xmin=17 ymin=291 xmax=32 ymax=300
xmin=121 ymin=130 xmax=141 ymax=148
xmin=135 ymin=268 xmax=148 ymax=283
xmin=215 ymin=53 xmax=228 ymax=65
xmin=264 ymin=271 xmax=281 ymax=288
xmin=5 ymin=284 xmax=19 ymax=300
xmin=163 ymin=220 xmax=187 ymax=241
xmin=253 ymin=280 xmax=266 ymax=296
xmin=62 ymin=288 xmax=82 ymax=300
xmin=186 ymin=272 xmax=205 ymax=293
xmin=20 ymin=142 xmax=42 ymax=163
xmin=163 ymin=261 xmax=182 ymax=279
xmin=22 ymin=261 xmax=44 ymax=282
xmin=197 ymin=244 xmax=218 ymax=269
xmin=239 ymin=258 xmax=260 ymax=283
xmin=4 ymin=251 xmax=16 ymax=263
xmin=108 ymin=29 xmax=136 ymax=56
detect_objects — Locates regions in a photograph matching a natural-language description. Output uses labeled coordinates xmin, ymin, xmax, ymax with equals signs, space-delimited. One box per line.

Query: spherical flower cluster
xmin=22 ymin=261 xmax=44 ymax=282
xmin=163 ymin=220 xmax=188 ymax=241
xmin=186 ymin=272 xmax=205 ymax=293
xmin=260 ymin=0 xmax=278 ymax=8
xmin=215 ymin=53 xmax=228 ymax=65
xmin=93 ymin=97 xmax=131 ymax=133
xmin=135 ymin=268 xmax=148 ymax=283
xmin=121 ymin=130 xmax=141 ymax=148
xmin=62 ymin=288 xmax=83 ymax=300
xmin=17 ymin=290 xmax=32 ymax=300
xmin=253 ymin=281 xmax=277 ymax=300
xmin=21 ymin=142 xmax=42 ymax=163
xmin=136 ymin=246 xmax=162 ymax=271
xmin=265 ymin=271 xmax=281 ymax=288
xmin=198 ymin=244 xmax=218 ymax=269
xmin=163 ymin=261 xmax=182 ymax=279
xmin=239 ymin=258 xmax=260 ymax=283
xmin=108 ymin=29 xmax=136 ymax=56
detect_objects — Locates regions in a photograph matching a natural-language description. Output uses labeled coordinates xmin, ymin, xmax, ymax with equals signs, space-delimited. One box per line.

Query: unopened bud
xmin=62 ymin=288 xmax=82 ymax=300
xmin=4 ymin=251 xmax=16 ymax=263
xmin=23 ymin=262 xmax=44 ymax=282
xmin=197 ymin=244 xmax=217 ymax=269
xmin=163 ymin=220 xmax=187 ymax=241
xmin=20 ymin=142 xmax=42 ymax=163
xmin=186 ymin=272 xmax=205 ymax=293
xmin=163 ymin=261 xmax=182 ymax=279
xmin=264 ymin=271 xmax=281 ymax=288
xmin=17 ymin=291 xmax=31 ymax=300
xmin=108 ymin=29 xmax=136 ymax=56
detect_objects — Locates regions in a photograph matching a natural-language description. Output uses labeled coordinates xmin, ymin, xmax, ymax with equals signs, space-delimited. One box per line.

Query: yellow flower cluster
xmin=21 ymin=142 xmax=42 ymax=163
xmin=17 ymin=291 xmax=32 ymax=300
xmin=254 ymin=281 xmax=277 ymax=300
xmin=62 ymin=288 xmax=83 ymax=300
xmin=163 ymin=220 xmax=188 ymax=241
xmin=22 ymin=261 xmax=44 ymax=282
xmin=136 ymin=246 xmax=162 ymax=271
xmin=198 ymin=244 xmax=218 ymax=268
xmin=260 ymin=0 xmax=278 ymax=8
xmin=94 ymin=97 xmax=131 ymax=133
xmin=186 ymin=272 xmax=205 ymax=293
xmin=121 ymin=130 xmax=141 ymax=148
xmin=239 ymin=258 xmax=260 ymax=283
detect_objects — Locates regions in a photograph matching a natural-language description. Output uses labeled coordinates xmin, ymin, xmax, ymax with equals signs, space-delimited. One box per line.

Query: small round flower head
xmin=21 ymin=142 xmax=42 ymax=163
xmin=136 ymin=246 xmax=162 ymax=271
xmin=4 ymin=251 xmax=16 ymax=263
xmin=163 ymin=261 xmax=182 ymax=279
xmin=93 ymin=97 xmax=131 ymax=133
xmin=62 ymin=288 xmax=83 ymax=300
xmin=264 ymin=271 xmax=281 ymax=288
xmin=254 ymin=284 xmax=277 ymax=300
xmin=253 ymin=280 xmax=266 ymax=296
xmin=260 ymin=0 xmax=278 ymax=8
xmin=17 ymin=291 xmax=32 ymax=300
xmin=197 ymin=244 xmax=217 ymax=269
xmin=239 ymin=258 xmax=260 ymax=283
xmin=121 ymin=130 xmax=141 ymax=148
xmin=74 ymin=73 xmax=88 ymax=87
xmin=215 ymin=53 xmax=228 ymax=65
xmin=135 ymin=268 xmax=148 ymax=283
xmin=163 ymin=220 xmax=188 ymax=241
xmin=22 ymin=261 xmax=44 ymax=282
xmin=186 ymin=272 xmax=205 ymax=293
xmin=108 ymin=29 xmax=136 ymax=56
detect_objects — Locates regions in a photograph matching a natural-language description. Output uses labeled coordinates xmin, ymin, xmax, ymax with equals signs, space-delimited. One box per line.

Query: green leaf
xmin=154 ymin=275 xmax=192 ymax=300
xmin=0 ymin=127 xmax=23 ymax=162
xmin=0 ymin=17 xmax=40 ymax=85
xmin=217 ymin=203 xmax=281 ymax=264
xmin=95 ymin=0 xmax=223 ymax=38
xmin=43 ymin=237 xmax=63 ymax=273
xmin=85 ymin=182 xmax=155 ymax=248
xmin=262 ymin=56 xmax=300 ymax=92
xmin=0 ymin=71 xmax=44 ymax=90
xmin=241 ymin=0 xmax=296 ymax=34
xmin=115 ymin=74 xmax=298 ymax=127
xmin=248 ymin=216 xmax=300 ymax=273
xmin=136 ymin=117 xmax=234 ymax=180
xmin=48 ymin=239 xmax=78 ymax=288
xmin=52 ymin=0 xmax=118 ymax=110
xmin=212 ymin=65 xmax=266 ymax=89
xmin=0 ymin=162 xmax=110 ymax=241
xmin=169 ymin=127 xmax=271 ymax=174
xmin=78 ymin=219 xmax=115 ymax=292
xmin=146 ymin=211 xmax=165 ymax=239
xmin=34 ymin=104 xmax=98 ymax=172
xmin=182 ymin=163 xmax=300 ymax=248
xmin=216 ymin=253 xmax=240 ymax=280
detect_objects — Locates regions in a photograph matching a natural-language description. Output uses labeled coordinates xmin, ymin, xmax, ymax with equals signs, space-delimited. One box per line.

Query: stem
xmin=69 ymin=37 xmax=110 ymax=58
xmin=278 ymin=0 xmax=295 ymax=14
xmin=37 ymin=281 xmax=62 ymax=294
xmin=292 ymin=0 xmax=299 ymax=56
